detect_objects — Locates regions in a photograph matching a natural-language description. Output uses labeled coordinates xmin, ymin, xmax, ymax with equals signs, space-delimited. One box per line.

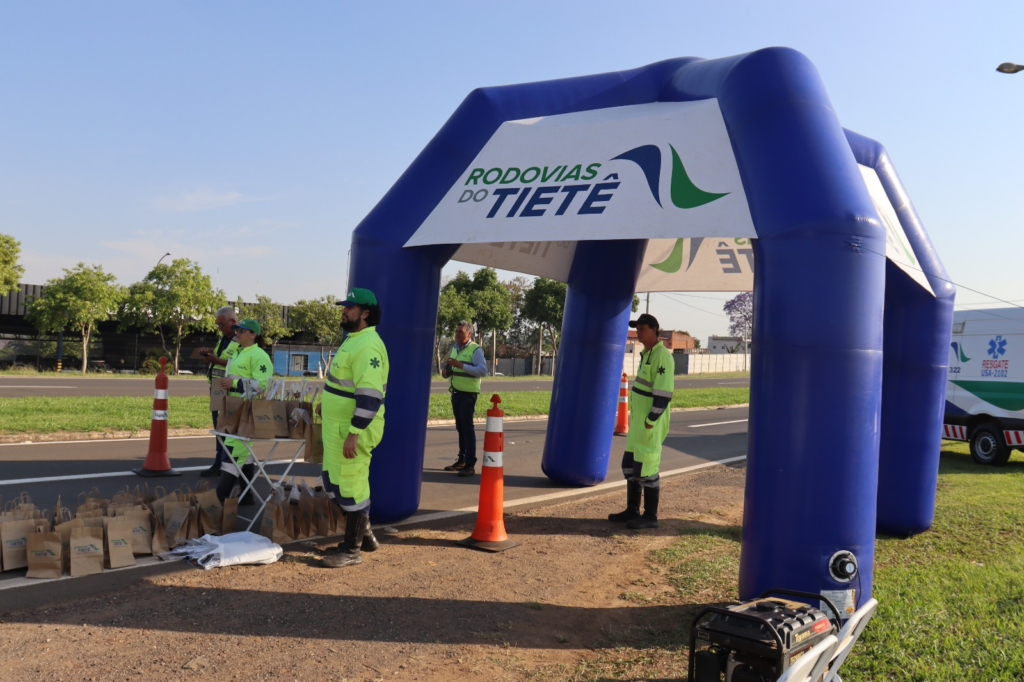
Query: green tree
xmin=502 ymin=275 xmax=535 ymax=354
xmin=27 ymin=263 xmax=124 ymax=373
xmin=119 ymin=258 xmax=223 ymax=373
xmin=237 ymin=294 xmax=289 ymax=347
xmin=523 ymin=277 xmax=567 ymax=375
xmin=435 ymin=275 xmax=475 ymax=374
xmin=0 ymin=233 xmax=24 ymax=295
xmin=470 ymin=267 xmax=513 ymax=376
xmin=632 ymin=294 xmax=640 ymax=313
xmin=289 ymin=295 xmax=344 ymax=375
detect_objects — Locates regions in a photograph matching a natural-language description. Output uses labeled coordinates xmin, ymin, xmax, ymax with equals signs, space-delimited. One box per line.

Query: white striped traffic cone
xmin=614 ymin=373 xmax=629 ymax=435
xmin=134 ymin=357 xmax=182 ymax=477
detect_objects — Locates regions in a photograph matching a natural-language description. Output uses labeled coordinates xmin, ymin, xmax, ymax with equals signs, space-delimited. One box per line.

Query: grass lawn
xmin=602 ymin=441 xmax=1024 ymax=681
xmin=0 ymin=387 xmax=750 ymax=435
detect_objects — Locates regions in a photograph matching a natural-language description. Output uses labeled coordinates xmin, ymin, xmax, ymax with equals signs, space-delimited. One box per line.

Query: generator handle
xmin=692 ymin=605 xmax=786 ymax=649
xmin=758 ymin=588 xmax=843 ymax=631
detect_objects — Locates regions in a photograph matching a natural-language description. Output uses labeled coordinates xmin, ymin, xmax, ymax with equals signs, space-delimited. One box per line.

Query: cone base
xmin=613 ymin=430 xmax=628 ymax=436
xmin=133 ymin=467 xmax=182 ymax=478
xmin=457 ymin=535 xmax=521 ymax=552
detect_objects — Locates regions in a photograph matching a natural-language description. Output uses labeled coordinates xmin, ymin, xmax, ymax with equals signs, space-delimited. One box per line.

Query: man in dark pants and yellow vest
xmin=609 ymin=313 xmax=674 ymax=529
xmin=198 ymin=306 xmax=239 ymax=478
xmin=441 ymin=320 xmax=488 ymax=478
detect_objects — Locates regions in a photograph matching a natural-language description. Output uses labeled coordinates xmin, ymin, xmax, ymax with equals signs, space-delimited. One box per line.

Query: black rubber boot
xmin=608 ymin=480 xmax=642 ymax=522
xmin=322 ymin=511 xmax=366 ymax=568
xmin=627 ymin=486 xmax=660 ymax=529
xmin=362 ymin=525 xmax=379 ymax=552
xmin=239 ymin=464 xmax=256 ymax=505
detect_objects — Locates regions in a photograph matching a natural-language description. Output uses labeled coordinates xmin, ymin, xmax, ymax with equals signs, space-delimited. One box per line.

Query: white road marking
xmin=688 ymin=419 xmax=749 ymax=428
xmin=717 ymin=381 xmax=750 ymax=385
xmin=0 ymin=459 xmax=293 ymax=486
xmin=1 ymin=385 xmax=79 ymax=389
xmin=0 ymin=435 xmax=213 ymax=447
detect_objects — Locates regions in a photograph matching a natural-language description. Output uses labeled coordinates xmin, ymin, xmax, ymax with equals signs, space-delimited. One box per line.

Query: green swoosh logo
xmin=959 ymin=347 xmax=971 ymax=363
xmin=650 ymin=239 xmax=684 ymax=273
xmin=670 ymin=144 xmax=729 ymax=209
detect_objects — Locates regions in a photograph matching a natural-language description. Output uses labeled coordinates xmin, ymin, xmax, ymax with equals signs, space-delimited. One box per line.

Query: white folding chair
xmin=824 ymin=598 xmax=878 ymax=682
xmin=777 ymin=634 xmax=839 ymax=682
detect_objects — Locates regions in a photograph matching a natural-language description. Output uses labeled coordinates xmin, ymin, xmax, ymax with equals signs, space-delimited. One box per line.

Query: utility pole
xmin=645 ymin=292 xmax=650 ymax=314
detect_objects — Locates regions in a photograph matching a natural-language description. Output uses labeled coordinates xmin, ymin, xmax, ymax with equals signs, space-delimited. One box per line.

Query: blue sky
xmin=2 ymin=2 xmax=1022 ymax=340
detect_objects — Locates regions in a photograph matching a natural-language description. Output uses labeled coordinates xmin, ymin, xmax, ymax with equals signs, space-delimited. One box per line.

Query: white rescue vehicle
xmin=944 ymin=307 xmax=1024 ymax=465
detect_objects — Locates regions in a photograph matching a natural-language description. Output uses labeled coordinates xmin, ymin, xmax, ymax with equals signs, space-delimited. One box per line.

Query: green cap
xmin=338 ymin=288 xmax=378 ymax=306
xmin=232 ymin=318 xmax=262 ymax=334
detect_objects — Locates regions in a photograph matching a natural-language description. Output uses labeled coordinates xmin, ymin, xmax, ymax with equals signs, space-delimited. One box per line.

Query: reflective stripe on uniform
xmin=353 ymin=407 xmax=377 ymax=420
xmin=634 ymin=376 xmax=653 ymax=388
xmin=355 ymin=387 xmax=383 ymax=400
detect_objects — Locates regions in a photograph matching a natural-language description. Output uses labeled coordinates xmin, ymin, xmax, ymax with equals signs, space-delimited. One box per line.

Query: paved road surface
xmin=0 ymin=406 xmax=749 ymax=583
xmin=0 ymin=375 xmax=749 ymax=397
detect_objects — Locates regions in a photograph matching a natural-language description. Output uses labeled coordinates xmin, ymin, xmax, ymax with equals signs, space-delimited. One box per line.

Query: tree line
xmin=2 ymin=232 xmax=644 ymax=375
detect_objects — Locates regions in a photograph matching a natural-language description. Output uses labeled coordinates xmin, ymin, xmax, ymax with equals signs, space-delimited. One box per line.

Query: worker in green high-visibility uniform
xmin=319 ymin=287 xmax=389 ymax=569
xmin=215 ymin=318 xmax=273 ymax=504
xmin=609 ymin=313 xmax=675 ymax=529
xmin=198 ymin=305 xmax=239 ymax=478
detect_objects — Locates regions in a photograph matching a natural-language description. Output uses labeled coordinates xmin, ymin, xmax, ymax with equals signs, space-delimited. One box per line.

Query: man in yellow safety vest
xmin=320 ymin=288 xmax=389 ymax=568
xmin=440 ymin=320 xmax=488 ymax=478
xmin=609 ymin=313 xmax=674 ymax=529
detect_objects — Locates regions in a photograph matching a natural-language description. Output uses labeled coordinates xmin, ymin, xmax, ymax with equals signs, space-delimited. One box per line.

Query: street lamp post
xmin=156 ymin=252 xmax=171 ymax=267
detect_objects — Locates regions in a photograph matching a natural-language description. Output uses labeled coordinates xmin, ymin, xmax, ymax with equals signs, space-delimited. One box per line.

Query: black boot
xmin=239 ymin=464 xmax=256 ymax=505
xmin=608 ymin=480 xmax=642 ymax=522
xmin=362 ymin=525 xmax=379 ymax=552
xmin=322 ymin=510 xmax=366 ymax=568
xmin=627 ymin=486 xmax=660 ymax=529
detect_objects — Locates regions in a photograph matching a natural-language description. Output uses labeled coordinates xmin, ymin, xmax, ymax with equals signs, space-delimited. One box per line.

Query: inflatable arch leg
xmin=845 ymin=130 xmax=956 ymax=536
xmin=542 ymin=239 xmax=647 ymax=485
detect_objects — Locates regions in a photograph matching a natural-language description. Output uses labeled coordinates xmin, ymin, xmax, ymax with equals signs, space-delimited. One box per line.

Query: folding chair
xmin=777 ymin=634 xmax=839 ymax=682
xmin=824 ymin=598 xmax=878 ymax=682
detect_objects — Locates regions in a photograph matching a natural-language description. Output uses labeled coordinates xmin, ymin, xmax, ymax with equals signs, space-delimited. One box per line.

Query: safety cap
xmin=338 ymin=288 xmax=378 ymax=307
xmin=628 ymin=313 xmax=660 ymax=330
xmin=232 ymin=318 xmax=262 ymax=334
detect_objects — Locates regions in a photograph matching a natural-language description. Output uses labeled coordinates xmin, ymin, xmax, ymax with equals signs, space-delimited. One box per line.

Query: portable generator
xmin=688 ymin=589 xmax=841 ymax=682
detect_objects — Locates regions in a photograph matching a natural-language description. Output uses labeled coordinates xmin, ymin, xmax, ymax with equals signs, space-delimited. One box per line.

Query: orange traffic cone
xmin=614 ymin=373 xmax=629 ymax=435
xmin=134 ymin=357 xmax=182 ymax=477
xmin=458 ymin=394 xmax=520 ymax=552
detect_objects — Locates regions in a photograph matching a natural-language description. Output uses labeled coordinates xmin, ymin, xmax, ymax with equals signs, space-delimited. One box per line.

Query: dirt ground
xmin=0 ymin=464 xmax=746 ymax=682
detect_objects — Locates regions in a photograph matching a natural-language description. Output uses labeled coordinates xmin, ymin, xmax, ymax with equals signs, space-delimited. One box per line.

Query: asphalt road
xmin=0 ymin=375 xmax=748 ymax=397
xmin=0 ymin=405 xmax=749 ymax=583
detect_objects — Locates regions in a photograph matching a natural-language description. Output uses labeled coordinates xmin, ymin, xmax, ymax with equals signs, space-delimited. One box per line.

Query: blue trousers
xmin=211 ymin=411 xmax=229 ymax=464
xmin=451 ymin=391 xmax=479 ymax=468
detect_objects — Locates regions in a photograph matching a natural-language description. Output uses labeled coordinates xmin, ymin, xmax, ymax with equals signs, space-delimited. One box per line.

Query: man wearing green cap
xmin=320 ymin=288 xmax=389 ymax=568
xmin=215 ymin=318 xmax=273 ymax=505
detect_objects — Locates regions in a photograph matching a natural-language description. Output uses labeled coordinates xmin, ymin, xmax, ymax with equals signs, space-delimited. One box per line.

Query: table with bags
xmin=212 ymin=379 xmax=324 ymax=532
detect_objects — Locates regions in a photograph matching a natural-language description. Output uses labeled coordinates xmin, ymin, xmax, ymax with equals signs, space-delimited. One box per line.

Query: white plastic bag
xmin=158 ymin=530 xmax=283 ymax=569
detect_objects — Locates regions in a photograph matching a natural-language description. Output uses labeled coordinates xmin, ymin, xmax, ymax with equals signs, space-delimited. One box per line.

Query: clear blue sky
xmin=2 ymin=2 xmax=1022 ymax=341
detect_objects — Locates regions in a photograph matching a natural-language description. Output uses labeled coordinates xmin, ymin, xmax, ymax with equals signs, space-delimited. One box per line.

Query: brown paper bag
xmin=236 ymin=401 xmax=256 ymax=439
xmin=123 ymin=509 xmax=152 ymax=555
xmin=26 ymin=531 xmax=63 ymax=579
xmin=69 ymin=526 xmax=105 ymax=576
xmin=55 ymin=515 xmax=84 ymax=573
xmin=151 ymin=488 xmax=179 ymax=523
xmin=210 ymin=381 xmax=228 ymax=413
xmin=271 ymin=400 xmax=290 ymax=438
xmin=151 ymin=512 xmax=169 ymax=554
xmin=313 ymin=495 xmax=331 ymax=537
xmin=261 ymin=502 xmax=291 ymax=544
xmin=195 ymin=489 xmax=222 ymax=535
xmin=221 ymin=497 xmax=239 ymax=535
xmin=305 ymin=423 xmax=324 ymax=464
xmin=104 ymin=518 xmax=136 ymax=569
xmin=251 ymin=399 xmax=278 ymax=439
xmin=287 ymin=401 xmax=313 ymax=439
xmin=164 ymin=505 xmax=190 ymax=547
xmin=1 ymin=519 xmax=37 ymax=570
xmin=217 ymin=396 xmax=245 ymax=434
xmin=186 ymin=507 xmax=200 ymax=541
xmin=298 ymin=489 xmax=315 ymax=538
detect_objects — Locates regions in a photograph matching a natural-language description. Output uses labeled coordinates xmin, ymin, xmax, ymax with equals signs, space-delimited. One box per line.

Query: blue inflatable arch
xmin=347 ymin=48 xmax=953 ymax=603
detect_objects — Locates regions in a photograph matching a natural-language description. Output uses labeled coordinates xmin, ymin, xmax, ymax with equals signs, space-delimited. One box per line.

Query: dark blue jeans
xmin=451 ymin=391 xmax=479 ymax=468
xmin=212 ymin=411 xmax=229 ymax=465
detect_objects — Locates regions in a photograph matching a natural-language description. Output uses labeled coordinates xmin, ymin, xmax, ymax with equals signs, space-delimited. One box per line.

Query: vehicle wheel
xmin=970 ymin=424 xmax=1011 ymax=466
